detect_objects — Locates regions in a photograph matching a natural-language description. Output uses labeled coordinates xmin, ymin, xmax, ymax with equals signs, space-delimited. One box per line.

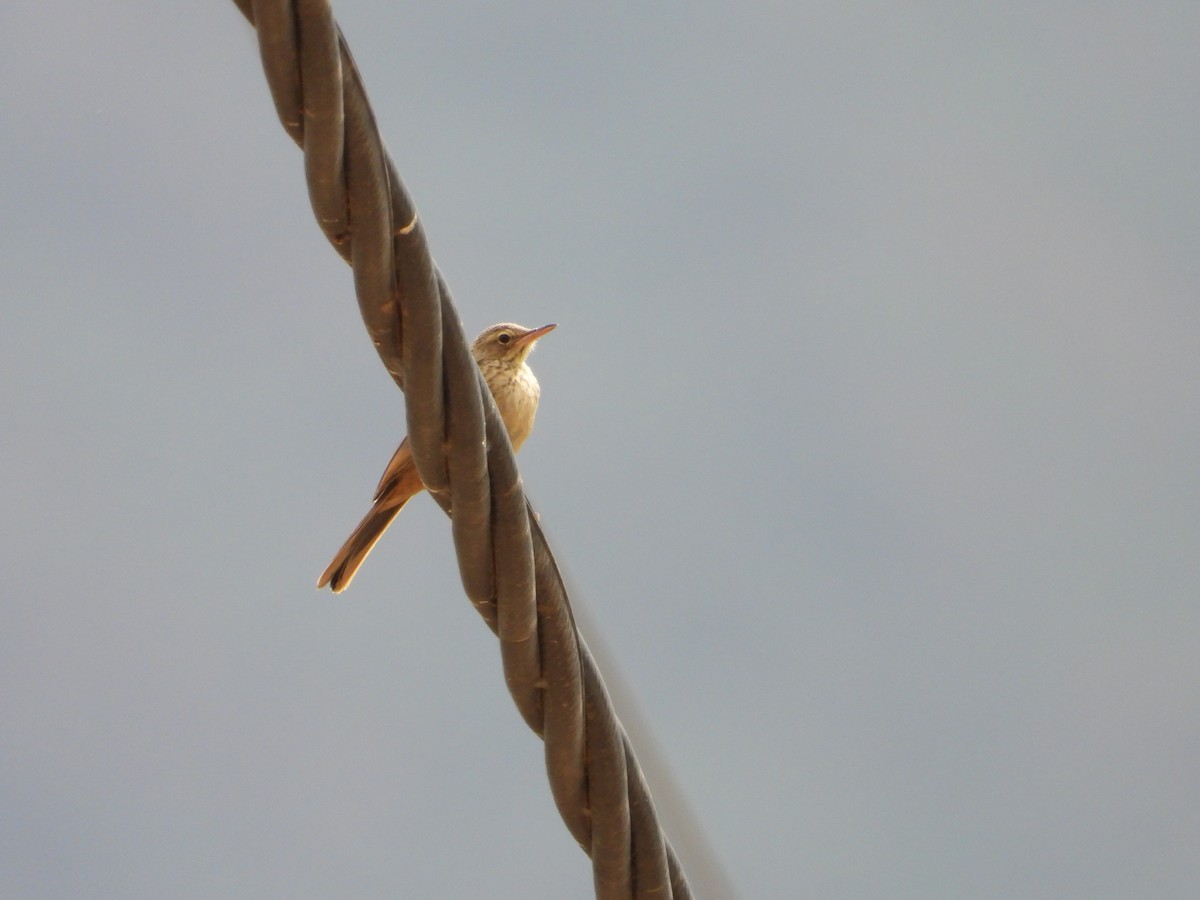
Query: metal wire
xmin=232 ymin=2 xmax=694 ymax=896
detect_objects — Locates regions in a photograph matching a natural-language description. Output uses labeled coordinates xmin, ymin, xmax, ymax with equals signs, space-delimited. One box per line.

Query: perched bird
xmin=318 ymin=322 xmax=556 ymax=593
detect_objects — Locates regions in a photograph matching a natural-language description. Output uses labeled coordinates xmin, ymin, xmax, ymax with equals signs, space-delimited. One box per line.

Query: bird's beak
xmin=514 ymin=323 xmax=557 ymax=348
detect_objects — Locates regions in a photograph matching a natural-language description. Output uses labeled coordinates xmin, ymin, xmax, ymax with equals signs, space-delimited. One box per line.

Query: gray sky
xmin=3 ymin=3 xmax=1198 ymax=897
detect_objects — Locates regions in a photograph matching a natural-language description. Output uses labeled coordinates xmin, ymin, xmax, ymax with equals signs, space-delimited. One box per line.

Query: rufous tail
xmin=317 ymin=497 xmax=411 ymax=593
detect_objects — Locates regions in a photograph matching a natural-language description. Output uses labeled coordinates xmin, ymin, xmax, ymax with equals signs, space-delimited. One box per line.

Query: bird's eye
xmin=497 ymin=332 xmax=512 ymax=344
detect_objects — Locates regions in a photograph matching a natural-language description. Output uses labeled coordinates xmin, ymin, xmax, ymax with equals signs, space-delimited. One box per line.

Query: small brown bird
xmin=318 ymin=322 xmax=556 ymax=593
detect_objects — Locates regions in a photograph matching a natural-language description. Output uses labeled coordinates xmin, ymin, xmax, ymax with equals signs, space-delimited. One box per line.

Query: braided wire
xmin=232 ymin=2 xmax=692 ymax=896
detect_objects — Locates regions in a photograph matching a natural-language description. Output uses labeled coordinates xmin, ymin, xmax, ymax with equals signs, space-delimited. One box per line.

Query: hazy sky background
xmin=3 ymin=3 xmax=1198 ymax=897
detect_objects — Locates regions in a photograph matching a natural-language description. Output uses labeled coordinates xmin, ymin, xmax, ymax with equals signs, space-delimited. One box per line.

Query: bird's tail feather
xmin=317 ymin=498 xmax=410 ymax=593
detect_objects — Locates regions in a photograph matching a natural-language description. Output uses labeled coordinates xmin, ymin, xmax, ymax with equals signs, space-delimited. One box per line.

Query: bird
xmin=318 ymin=322 xmax=556 ymax=593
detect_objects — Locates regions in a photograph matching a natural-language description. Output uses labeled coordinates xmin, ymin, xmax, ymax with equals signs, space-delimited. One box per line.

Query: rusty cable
xmin=231 ymin=2 xmax=693 ymax=896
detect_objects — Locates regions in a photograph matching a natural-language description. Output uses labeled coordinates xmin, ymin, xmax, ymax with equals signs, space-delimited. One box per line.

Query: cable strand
xmin=235 ymin=3 xmax=693 ymax=896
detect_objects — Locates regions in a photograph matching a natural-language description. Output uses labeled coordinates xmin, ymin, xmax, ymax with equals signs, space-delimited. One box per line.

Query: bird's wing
xmin=373 ymin=436 xmax=417 ymax=501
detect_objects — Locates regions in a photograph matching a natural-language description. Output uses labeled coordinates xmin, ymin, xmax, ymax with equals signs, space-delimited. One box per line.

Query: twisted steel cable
xmin=232 ymin=2 xmax=693 ymax=897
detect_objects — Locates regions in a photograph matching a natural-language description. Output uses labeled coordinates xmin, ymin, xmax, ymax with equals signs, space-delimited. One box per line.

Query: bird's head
xmin=471 ymin=322 xmax=557 ymax=366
